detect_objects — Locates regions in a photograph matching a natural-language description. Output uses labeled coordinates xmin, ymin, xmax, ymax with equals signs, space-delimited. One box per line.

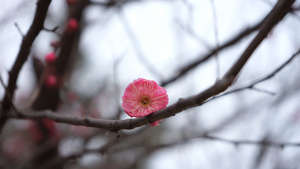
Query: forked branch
xmin=4 ymin=0 xmax=295 ymax=132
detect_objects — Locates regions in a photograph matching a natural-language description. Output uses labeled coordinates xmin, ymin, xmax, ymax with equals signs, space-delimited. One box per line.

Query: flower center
xmin=140 ymin=96 xmax=151 ymax=107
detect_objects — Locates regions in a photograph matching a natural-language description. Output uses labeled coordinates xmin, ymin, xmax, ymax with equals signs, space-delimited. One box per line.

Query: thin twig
xmin=250 ymin=86 xmax=276 ymax=96
xmin=176 ymin=20 xmax=211 ymax=49
xmin=43 ymin=26 xmax=58 ymax=32
xmin=210 ymin=0 xmax=221 ymax=79
xmin=161 ymin=17 xmax=263 ymax=87
xmin=204 ymin=48 xmax=300 ymax=103
xmin=0 ymin=76 xmax=24 ymax=117
xmin=14 ymin=22 xmax=24 ymax=37
xmin=43 ymin=26 xmax=61 ymax=36
xmin=0 ymin=0 xmax=52 ymax=132
xmin=32 ymin=0 xmax=90 ymax=111
xmin=203 ymin=135 xmax=300 ymax=148
xmin=118 ymin=10 xmax=163 ymax=79
xmin=178 ymin=0 xmax=212 ymax=48
xmin=250 ymin=49 xmax=300 ymax=85
xmin=45 ymin=131 xmax=300 ymax=168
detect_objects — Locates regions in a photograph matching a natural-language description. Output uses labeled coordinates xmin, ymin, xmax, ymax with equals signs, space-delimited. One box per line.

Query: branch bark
xmin=31 ymin=0 xmax=89 ymax=111
xmin=0 ymin=0 xmax=52 ymax=131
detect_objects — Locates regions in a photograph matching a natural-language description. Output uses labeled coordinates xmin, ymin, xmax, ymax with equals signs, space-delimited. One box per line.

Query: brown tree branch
xmin=0 ymin=76 xmax=22 ymax=117
xmin=14 ymin=22 xmax=24 ymax=37
xmin=0 ymin=0 xmax=52 ymax=130
xmin=204 ymin=48 xmax=300 ymax=103
xmin=224 ymin=0 xmax=293 ymax=79
xmin=43 ymin=26 xmax=60 ymax=36
xmin=161 ymin=19 xmax=262 ymax=87
xmin=4 ymin=0 xmax=295 ymax=133
xmin=150 ymin=0 xmax=294 ymax=123
xmin=39 ymin=131 xmax=300 ymax=169
xmin=160 ymin=0 xmax=295 ymax=87
xmin=203 ymin=134 xmax=300 ymax=148
xmin=31 ymin=0 xmax=89 ymax=111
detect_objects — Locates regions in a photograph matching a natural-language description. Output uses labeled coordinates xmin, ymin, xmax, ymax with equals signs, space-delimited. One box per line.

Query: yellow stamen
xmin=140 ymin=96 xmax=151 ymax=106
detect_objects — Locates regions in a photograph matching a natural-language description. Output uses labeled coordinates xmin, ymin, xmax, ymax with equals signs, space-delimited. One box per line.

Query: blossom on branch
xmin=45 ymin=52 xmax=56 ymax=64
xmin=122 ymin=78 xmax=169 ymax=126
xmin=66 ymin=18 xmax=78 ymax=34
xmin=66 ymin=0 xmax=78 ymax=5
xmin=44 ymin=74 xmax=57 ymax=87
xmin=50 ymin=41 xmax=59 ymax=49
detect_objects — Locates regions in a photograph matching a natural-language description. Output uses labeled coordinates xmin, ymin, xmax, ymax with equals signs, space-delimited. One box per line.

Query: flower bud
xmin=45 ymin=52 xmax=56 ymax=64
xmin=45 ymin=75 xmax=57 ymax=87
xmin=50 ymin=41 xmax=59 ymax=49
xmin=66 ymin=18 xmax=78 ymax=34
xmin=67 ymin=0 xmax=78 ymax=5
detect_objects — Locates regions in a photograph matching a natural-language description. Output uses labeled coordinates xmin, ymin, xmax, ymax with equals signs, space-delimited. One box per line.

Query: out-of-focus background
xmin=0 ymin=0 xmax=300 ymax=168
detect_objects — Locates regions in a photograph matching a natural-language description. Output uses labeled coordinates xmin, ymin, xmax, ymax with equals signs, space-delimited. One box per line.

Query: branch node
xmin=43 ymin=26 xmax=61 ymax=36
xmin=146 ymin=115 xmax=154 ymax=124
xmin=83 ymin=117 xmax=89 ymax=125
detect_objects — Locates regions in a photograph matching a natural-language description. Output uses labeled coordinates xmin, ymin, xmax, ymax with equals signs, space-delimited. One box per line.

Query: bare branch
xmin=43 ymin=26 xmax=61 ymax=36
xmin=0 ymin=0 xmax=52 ymax=131
xmin=32 ymin=0 xmax=90 ymax=111
xmin=203 ymin=135 xmax=300 ymax=148
xmin=205 ymin=48 xmax=300 ymax=103
xmin=250 ymin=86 xmax=276 ymax=96
xmin=151 ymin=0 xmax=294 ymax=123
xmin=250 ymin=48 xmax=300 ymax=85
xmin=6 ymin=109 xmax=150 ymax=131
xmin=161 ymin=19 xmax=263 ymax=87
xmin=162 ymin=0 xmax=293 ymax=87
xmin=118 ymin=10 xmax=163 ymax=79
xmin=4 ymin=0 xmax=296 ymax=133
xmin=224 ymin=0 xmax=293 ymax=79
xmin=38 ymin=135 xmax=124 ymax=169
xmin=176 ymin=20 xmax=211 ymax=49
xmin=14 ymin=22 xmax=24 ymax=37
xmin=210 ymin=0 xmax=221 ymax=79
xmin=0 ymin=76 xmax=22 ymax=117
xmin=41 ymin=131 xmax=300 ymax=169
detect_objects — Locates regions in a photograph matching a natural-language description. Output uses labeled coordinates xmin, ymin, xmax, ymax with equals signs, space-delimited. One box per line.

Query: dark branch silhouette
xmin=0 ymin=0 xmax=52 ymax=132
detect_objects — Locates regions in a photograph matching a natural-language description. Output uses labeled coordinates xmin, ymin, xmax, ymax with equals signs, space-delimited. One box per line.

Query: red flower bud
xmin=67 ymin=0 xmax=78 ymax=5
xmin=50 ymin=41 xmax=59 ymax=49
xmin=42 ymin=119 xmax=59 ymax=138
xmin=45 ymin=75 xmax=57 ymax=87
xmin=45 ymin=52 xmax=56 ymax=64
xmin=66 ymin=18 xmax=78 ymax=34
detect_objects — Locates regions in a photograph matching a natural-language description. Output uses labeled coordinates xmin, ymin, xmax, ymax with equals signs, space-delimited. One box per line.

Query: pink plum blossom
xmin=122 ymin=78 xmax=168 ymax=126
